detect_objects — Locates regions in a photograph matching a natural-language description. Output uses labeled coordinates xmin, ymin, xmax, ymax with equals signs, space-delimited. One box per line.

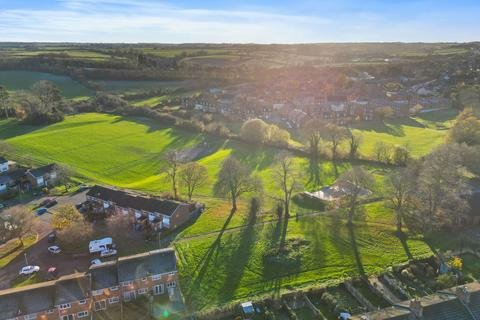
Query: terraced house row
xmin=0 ymin=248 xmax=181 ymax=320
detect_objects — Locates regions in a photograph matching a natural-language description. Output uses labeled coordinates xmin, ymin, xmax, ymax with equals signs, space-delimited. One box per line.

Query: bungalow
xmin=86 ymin=185 xmax=199 ymax=231
xmin=0 ymin=156 xmax=8 ymax=173
xmin=26 ymin=164 xmax=57 ymax=188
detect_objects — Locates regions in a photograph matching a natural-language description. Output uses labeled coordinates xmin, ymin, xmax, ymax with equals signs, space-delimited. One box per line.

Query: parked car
xmin=89 ymin=237 xmax=113 ymax=254
xmin=100 ymin=249 xmax=117 ymax=257
xmin=48 ymin=245 xmax=61 ymax=254
xmin=47 ymin=233 xmax=56 ymax=243
xmin=46 ymin=267 xmax=58 ymax=280
xmin=0 ymin=203 xmax=7 ymax=209
xmin=38 ymin=198 xmax=53 ymax=207
xmin=90 ymin=259 xmax=102 ymax=265
xmin=19 ymin=265 xmax=40 ymax=275
xmin=44 ymin=199 xmax=58 ymax=208
xmin=78 ymin=185 xmax=90 ymax=192
xmin=35 ymin=207 xmax=48 ymax=216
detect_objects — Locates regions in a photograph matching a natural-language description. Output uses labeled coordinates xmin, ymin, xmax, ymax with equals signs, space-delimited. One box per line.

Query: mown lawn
xmin=174 ymin=210 xmax=433 ymax=311
xmin=0 ymin=234 xmax=38 ymax=268
xmin=351 ymin=117 xmax=448 ymax=158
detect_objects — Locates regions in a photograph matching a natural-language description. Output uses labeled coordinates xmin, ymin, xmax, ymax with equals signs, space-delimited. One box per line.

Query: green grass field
xmin=0 ymin=70 xmax=93 ymax=98
xmin=0 ymin=113 xmax=450 ymax=311
xmin=351 ymin=116 xmax=450 ymax=158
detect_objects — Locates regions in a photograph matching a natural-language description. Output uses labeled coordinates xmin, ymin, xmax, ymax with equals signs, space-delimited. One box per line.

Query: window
xmin=78 ymin=299 xmax=87 ymax=305
xmin=94 ymin=300 xmax=106 ymax=311
xmin=123 ymin=290 xmax=136 ymax=302
xmin=92 ymin=289 xmax=103 ymax=296
xmin=109 ymin=296 xmax=120 ymax=304
xmin=61 ymin=315 xmax=73 ymax=320
xmin=151 ymin=274 xmax=161 ymax=281
xmin=110 ymin=286 xmax=119 ymax=291
xmin=166 ymin=281 xmax=176 ymax=288
xmin=142 ymin=277 xmax=148 ymax=282
xmin=138 ymin=287 xmax=148 ymax=295
xmin=122 ymin=281 xmax=133 ymax=287
xmin=77 ymin=311 xmax=89 ymax=318
xmin=24 ymin=314 xmax=37 ymax=320
xmin=46 ymin=309 xmax=55 ymax=314
xmin=153 ymin=284 xmax=164 ymax=295
xmin=59 ymin=303 xmax=71 ymax=310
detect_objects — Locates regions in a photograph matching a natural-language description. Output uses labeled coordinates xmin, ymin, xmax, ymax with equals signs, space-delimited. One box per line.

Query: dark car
xmin=47 ymin=233 xmax=56 ymax=243
xmin=45 ymin=199 xmax=58 ymax=208
xmin=35 ymin=207 xmax=48 ymax=216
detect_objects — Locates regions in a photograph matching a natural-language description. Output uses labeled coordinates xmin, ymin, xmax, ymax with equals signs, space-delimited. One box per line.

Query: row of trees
xmin=0 ymin=81 xmax=65 ymax=124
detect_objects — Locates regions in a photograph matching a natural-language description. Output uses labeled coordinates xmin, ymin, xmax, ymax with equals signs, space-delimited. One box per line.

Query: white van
xmin=89 ymin=237 xmax=113 ymax=254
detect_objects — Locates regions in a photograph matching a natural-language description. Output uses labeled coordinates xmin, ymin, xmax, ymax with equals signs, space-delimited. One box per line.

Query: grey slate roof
xmin=0 ymin=282 xmax=55 ymax=320
xmin=54 ymin=273 xmax=90 ymax=305
xmin=89 ymin=261 xmax=118 ymax=290
xmin=118 ymin=248 xmax=176 ymax=282
xmin=28 ymin=163 xmax=56 ymax=178
xmin=87 ymin=185 xmax=184 ymax=216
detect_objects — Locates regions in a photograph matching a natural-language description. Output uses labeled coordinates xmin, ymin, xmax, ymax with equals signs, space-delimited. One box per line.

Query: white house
xmin=0 ymin=157 xmax=8 ymax=173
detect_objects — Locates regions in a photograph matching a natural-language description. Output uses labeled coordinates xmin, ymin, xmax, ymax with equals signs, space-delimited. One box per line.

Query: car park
xmin=48 ymin=245 xmax=61 ymax=254
xmin=19 ymin=265 xmax=40 ymax=275
xmin=35 ymin=207 xmax=48 ymax=216
xmin=100 ymin=249 xmax=117 ymax=257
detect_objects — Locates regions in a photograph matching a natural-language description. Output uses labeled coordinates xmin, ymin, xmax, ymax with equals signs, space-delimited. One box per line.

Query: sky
xmin=0 ymin=0 xmax=479 ymax=43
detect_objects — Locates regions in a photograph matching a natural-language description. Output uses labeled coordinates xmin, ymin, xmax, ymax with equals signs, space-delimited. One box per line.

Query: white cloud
xmin=0 ymin=0 xmax=477 ymax=43
xmin=0 ymin=0 xmax=331 ymax=43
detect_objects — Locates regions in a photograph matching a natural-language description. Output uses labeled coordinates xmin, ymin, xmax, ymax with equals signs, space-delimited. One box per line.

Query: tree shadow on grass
xmin=185 ymin=207 xmax=236 ymax=299
xmin=398 ymin=232 xmax=414 ymax=260
xmin=307 ymin=157 xmax=322 ymax=189
xmin=348 ymin=224 xmax=365 ymax=277
xmin=217 ymin=205 xmax=259 ymax=302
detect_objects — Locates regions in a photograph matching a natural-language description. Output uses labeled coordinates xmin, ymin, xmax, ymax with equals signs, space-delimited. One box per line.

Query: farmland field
xmin=0 ymin=70 xmax=93 ymax=98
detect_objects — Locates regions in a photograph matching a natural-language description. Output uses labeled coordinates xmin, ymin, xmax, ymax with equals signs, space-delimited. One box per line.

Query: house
xmin=89 ymin=261 xmax=121 ymax=313
xmin=54 ymin=274 xmax=92 ymax=320
xmin=117 ymin=248 xmax=179 ymax=302
xmin=86 ymin=185 xmax=199 ymax=231
xmin=0 ymin=156 xmax=8 ymax=173
xmin=0 ymin=248 xmax=181 ymax=320
xmin=0 ymin=273 xmax=90 ymax=320
xmin=25 ymin=164 xmax=57 ymax=188
xmin=0 ymin=174 xmax=14 ymax=193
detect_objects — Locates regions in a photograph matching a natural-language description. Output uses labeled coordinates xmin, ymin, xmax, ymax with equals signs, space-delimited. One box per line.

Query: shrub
xmin=436 ymin=273 xmax=457 ymax=290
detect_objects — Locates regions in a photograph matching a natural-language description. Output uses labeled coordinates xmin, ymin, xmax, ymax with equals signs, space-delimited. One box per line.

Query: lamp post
xmin=24 ymin=252 xmax=28 ymax=265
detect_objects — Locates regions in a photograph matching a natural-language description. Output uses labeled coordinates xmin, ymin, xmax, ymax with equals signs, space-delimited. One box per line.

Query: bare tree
xmin=162 ymin=151 xmax=181 ymax=199
xmin=337 ymin=166 xmax=374 ymax=225
xmin=321 ymin=123 xmax=349 ymax=161
xmin=179 ymin=162 xmax=208 ymax=201
xmin=0 ymin=85 xmax=9 ymax=119
xmin=6 ymin=207 xmax=34 ymax=246
xmin=106 ymin=214 xmax=134 ymax=242
xmin=273 ymin=154 xmax=302 ymax=218
xmin=305 ymin=119 xmax=324 ymax=158
xmin=348 ymin=131 xmax=362 ymax=161
xmin=384 ymin=168 xmax=415 ymax=233
xmin=213 ymin=157 xmax=263 ymax=212
xmin=54 ymin=164 xmax=74 ymax=192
